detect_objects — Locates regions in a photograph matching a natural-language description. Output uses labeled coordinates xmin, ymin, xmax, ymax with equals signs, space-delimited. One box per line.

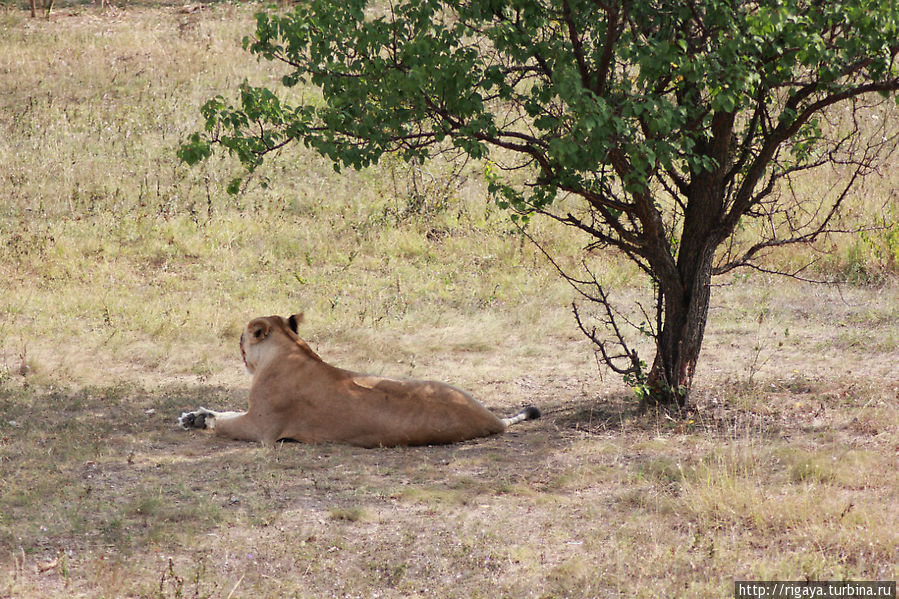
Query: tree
xmin=180 ymin=0 xmax=899 ymax=406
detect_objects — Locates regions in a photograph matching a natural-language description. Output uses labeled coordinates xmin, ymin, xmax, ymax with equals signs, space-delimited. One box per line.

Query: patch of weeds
xmin=754 ymin=550 xmax=842 ymax=583
xmin=788 ymin=455 xmax=837 ymax=484
xmin=127 ymin=495 xmax=165 ymax=519
xmin=614 ymin=487 xmax=678 ymax=517
xmin=396 ymin=486 xmax=472 ymax=506
xmin=99 ymin=516 xmax=130 ymax=549
xmin=635 ymin=456 xmax=694 ymax=494
xmin=834 ymin=235 xmax=891 ymax=285
xmin=329 ymin=506 xmax=367 ymax=522
xmin=491 ymin=481 xmax=540 ymax=497
xmin=674 ymin=447 xmax=780 ymax=531
xmin=544 ymin=463 xmax=614 ymax=493
xmin=157 ymin=555 xmax=217 ymax=599
xmin=546 ymin=556 xmax=607 ymax=598
xmin=615 ymin=487 xmax=653 ymax=510
xmin=773 ymin=372 xmax=820 ymax=395
xmin=368 ymin=560 xmax=408 ymax=588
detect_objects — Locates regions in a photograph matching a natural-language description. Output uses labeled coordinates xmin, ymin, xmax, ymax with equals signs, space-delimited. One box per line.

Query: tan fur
xmin=179 ymin=313 xmax=539 ymax=448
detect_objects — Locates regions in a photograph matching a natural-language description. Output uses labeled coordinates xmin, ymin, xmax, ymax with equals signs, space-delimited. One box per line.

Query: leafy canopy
xmin=181 ymin=0 xmax=899 ymax=221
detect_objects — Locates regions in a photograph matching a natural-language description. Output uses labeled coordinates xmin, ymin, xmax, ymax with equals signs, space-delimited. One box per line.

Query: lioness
xmin=178 ymin=313 xmax=540 ymax=447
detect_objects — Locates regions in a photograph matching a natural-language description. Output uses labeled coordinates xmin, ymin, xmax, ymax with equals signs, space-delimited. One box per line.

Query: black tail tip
xmin=523 ymin=406 xmax=541 ymax=420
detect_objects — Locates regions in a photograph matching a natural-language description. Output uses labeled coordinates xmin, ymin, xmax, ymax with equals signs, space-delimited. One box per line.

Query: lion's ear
xmin=287 ymin=312 xmax=305 ymax=334
xmin=247 ymin=319 xmax=271 ymax=343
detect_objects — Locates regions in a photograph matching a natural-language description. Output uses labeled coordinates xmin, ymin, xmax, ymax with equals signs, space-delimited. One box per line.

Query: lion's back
xmin=335 ymin=375 xmax=505 ymax=446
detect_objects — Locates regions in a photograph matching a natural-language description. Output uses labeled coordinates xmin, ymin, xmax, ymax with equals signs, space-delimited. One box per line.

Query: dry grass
xmin=1 ymin=3 xmax=898 ymax=598
xmin=2 ymin=376 xmax=896 ymax=598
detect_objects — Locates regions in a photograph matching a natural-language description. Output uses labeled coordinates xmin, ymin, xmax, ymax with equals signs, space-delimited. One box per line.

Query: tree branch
xmin=561 ymin=0 xmax=592 ymax=92
xmin=713 ymin=164 xmax=863 ymax=275
xmin=594 ymin=1 xmax=625 ymax=96
xmin=725 ymin=77 xmax=899 ymax=236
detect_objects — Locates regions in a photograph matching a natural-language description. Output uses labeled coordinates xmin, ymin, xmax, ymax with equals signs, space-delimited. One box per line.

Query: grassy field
xmin=1 ymin=3 xmax=898 ymax=598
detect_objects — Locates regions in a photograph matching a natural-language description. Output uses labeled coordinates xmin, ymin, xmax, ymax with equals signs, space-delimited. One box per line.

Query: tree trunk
xmin=646 ymin=177 xmax=723 ymax=408
xmin=646 ymin=248 xmax=714 ymax=407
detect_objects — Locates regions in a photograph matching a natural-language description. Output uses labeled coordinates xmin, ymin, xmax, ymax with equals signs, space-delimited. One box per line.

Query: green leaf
xmin=226 ymin=177 xmax=242 ymax=196
xmin=176 ymin=133 xmax=212 ymax=166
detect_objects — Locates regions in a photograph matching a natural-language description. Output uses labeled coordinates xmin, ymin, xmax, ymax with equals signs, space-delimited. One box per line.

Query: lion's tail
xmin=501 ymin=406 xmax=541 ymax=428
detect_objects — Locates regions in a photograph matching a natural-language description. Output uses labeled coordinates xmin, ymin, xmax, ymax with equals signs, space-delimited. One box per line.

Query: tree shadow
xmin=538 ymin=392 xmax=643 ymax=435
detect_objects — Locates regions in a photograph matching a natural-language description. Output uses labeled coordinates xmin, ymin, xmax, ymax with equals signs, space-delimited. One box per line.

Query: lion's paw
xmin=178 ymin=407 xmax=214 ymax=430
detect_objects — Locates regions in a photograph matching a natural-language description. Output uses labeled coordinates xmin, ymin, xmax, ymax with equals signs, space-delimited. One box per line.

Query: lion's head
xmin=240 ymin=312 xmax=320 ymax=374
